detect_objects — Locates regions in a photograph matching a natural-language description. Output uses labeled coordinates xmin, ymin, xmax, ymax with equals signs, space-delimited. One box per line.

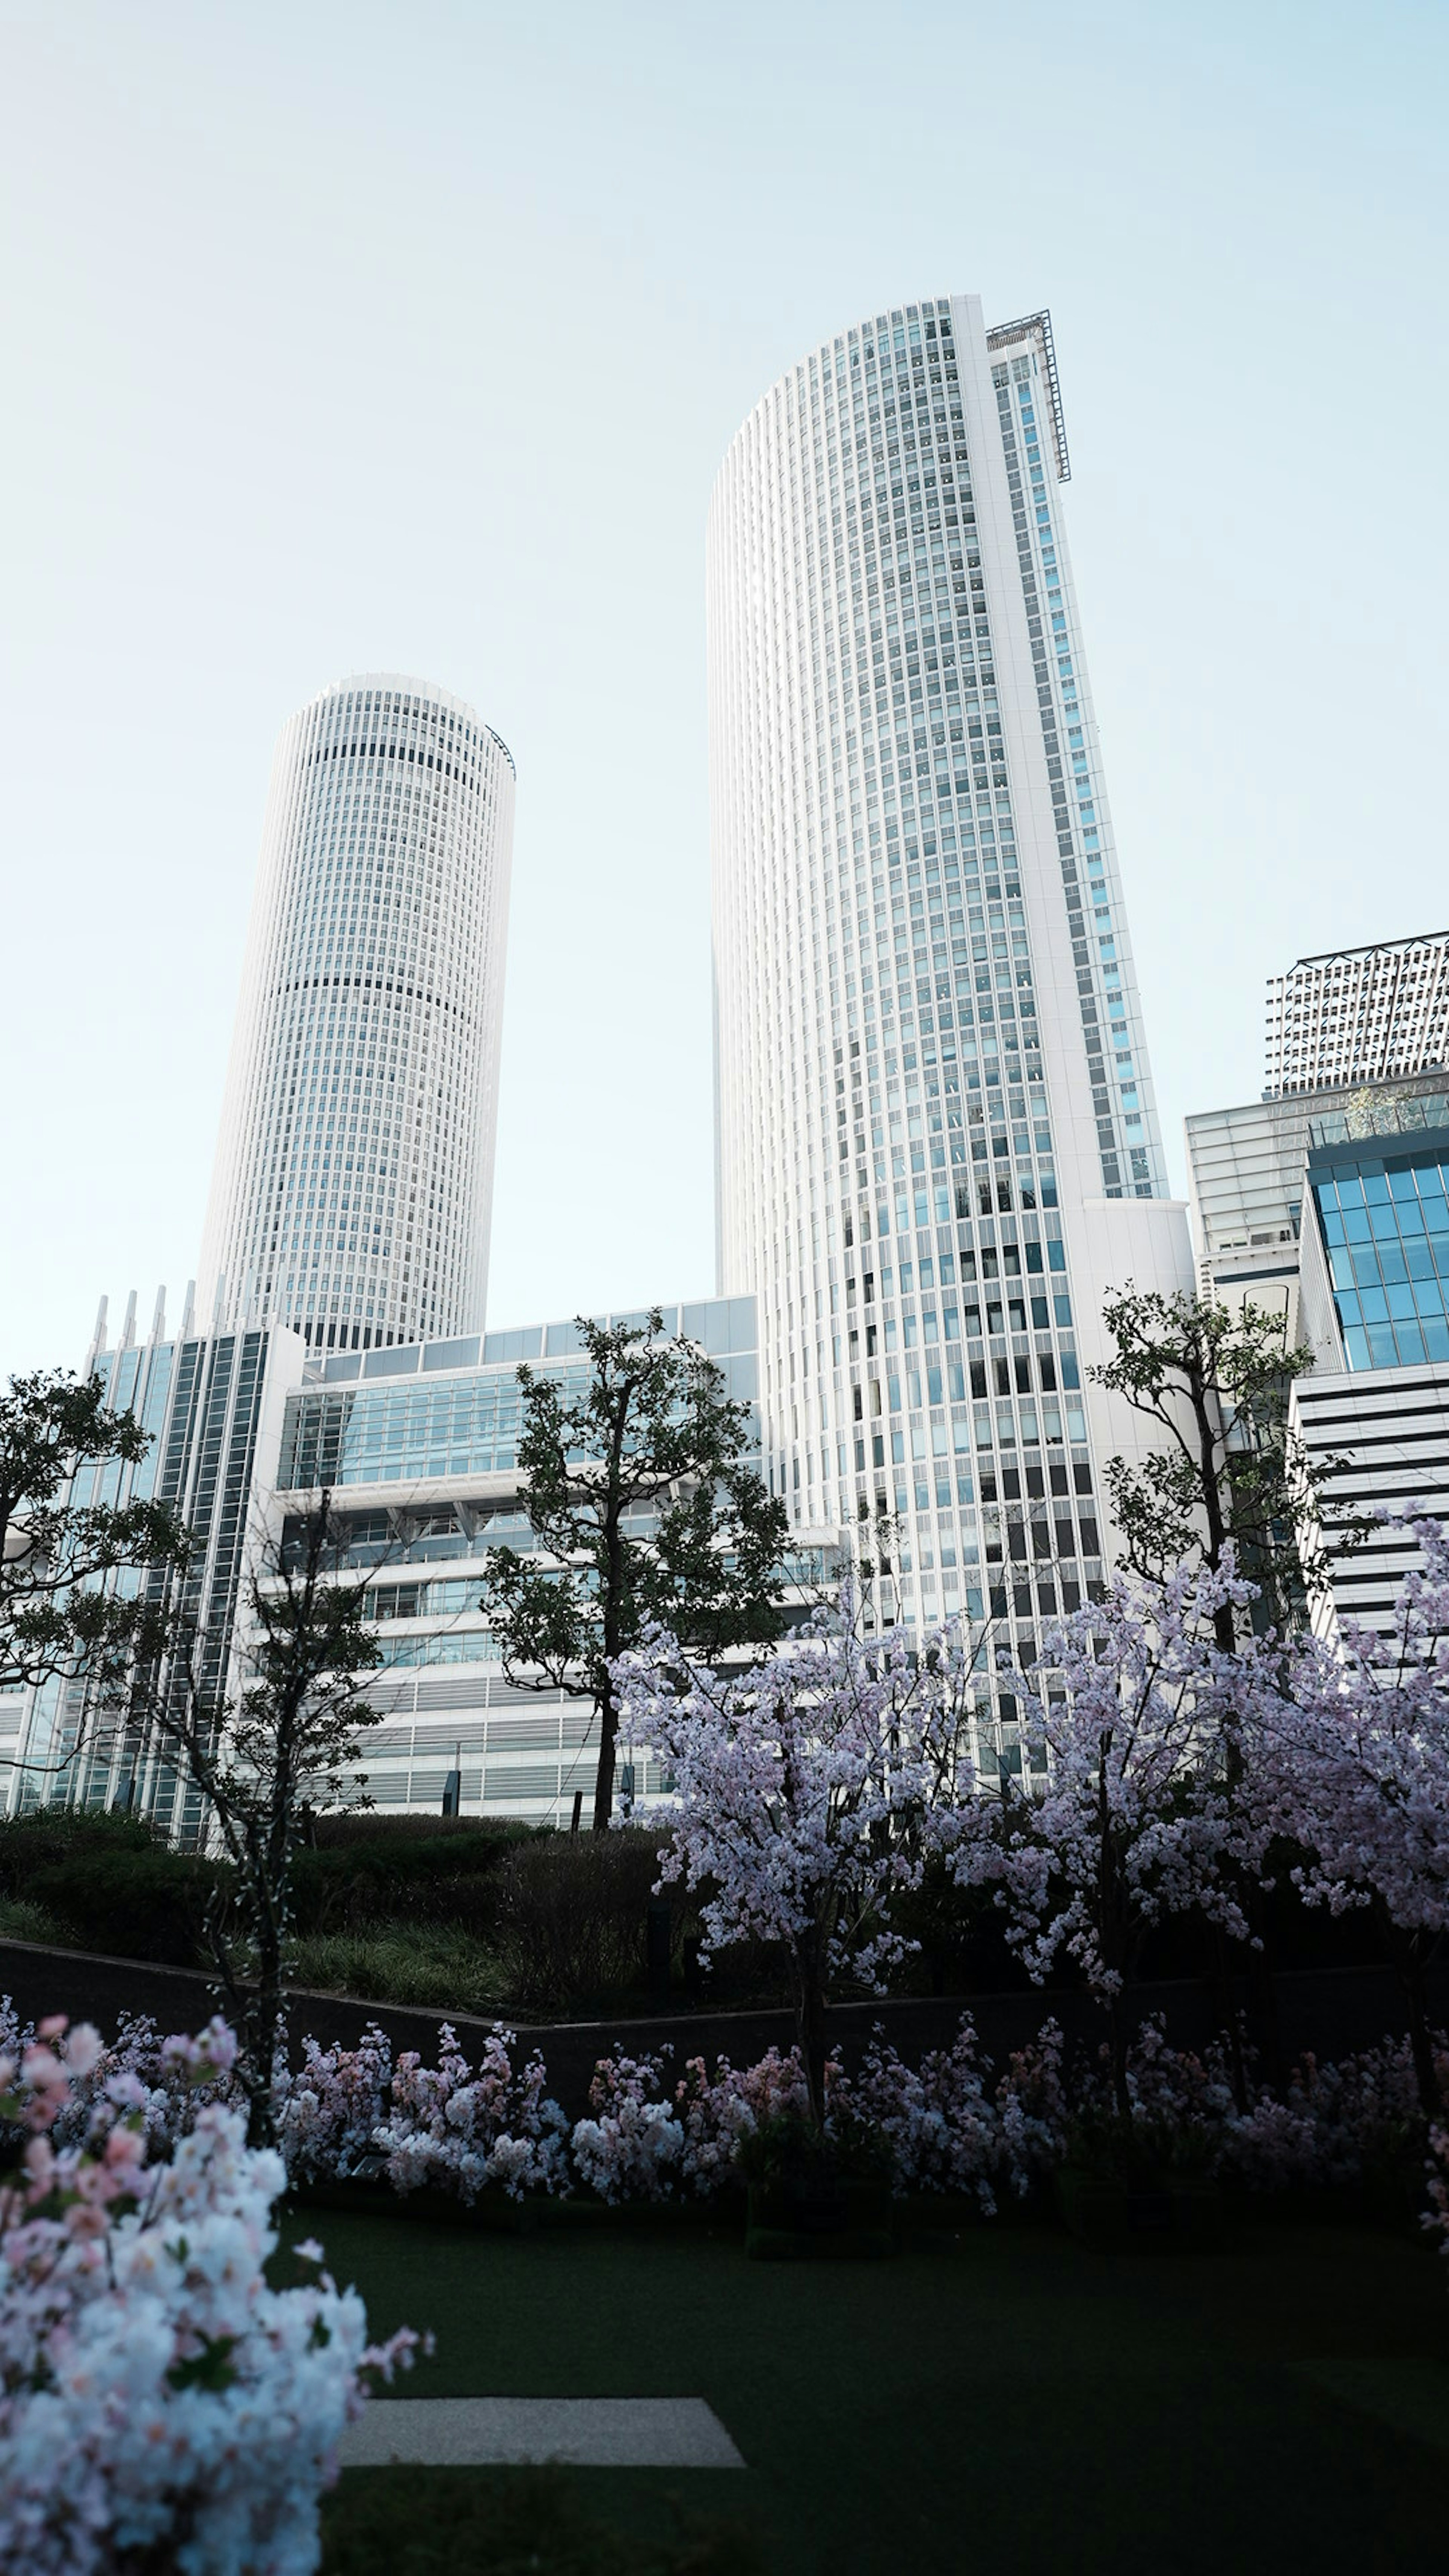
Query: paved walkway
xmin=339 ymin=2396 xmax=745 ymax=2468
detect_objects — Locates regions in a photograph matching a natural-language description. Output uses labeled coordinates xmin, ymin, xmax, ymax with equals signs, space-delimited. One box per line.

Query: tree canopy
xmin=1090 ymin=1287 xmax=1358 ymax=1642
xmin=479 ymin=1310 xmax=789 ymax=1828
xmin=0 ymin=1368 xmax=189 ymax=1696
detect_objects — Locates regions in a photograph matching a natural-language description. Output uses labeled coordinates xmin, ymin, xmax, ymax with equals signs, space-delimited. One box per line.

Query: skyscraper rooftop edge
xmin=717 ymin=295 xmax=1070 ymax=483
xmin=1272 ymin=927 xmax=1449 ymax=973
xmin=304 ymin=671 xmax=516 ymax=775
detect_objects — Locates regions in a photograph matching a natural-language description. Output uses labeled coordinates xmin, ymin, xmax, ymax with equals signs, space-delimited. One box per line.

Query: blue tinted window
xmin=1315 ymin=1144 xmax=1449 ymax=1369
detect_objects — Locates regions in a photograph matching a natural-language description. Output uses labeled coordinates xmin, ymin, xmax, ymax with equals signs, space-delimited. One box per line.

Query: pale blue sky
xmin=2 ymin=0 xmax=1445 ymax=1373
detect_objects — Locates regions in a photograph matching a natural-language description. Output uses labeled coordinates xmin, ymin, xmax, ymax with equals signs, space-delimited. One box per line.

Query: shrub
xmin=290 ymin=1826 xmax=530 ymax=1941
xmin=311 ymin=1813 xmax=529 ymax=1853
xmin=291 ymin=1922 xmax=508 ymax=2015
xmin=0 ymin=1898 xmax=64 ymax=1946
xmin=491 ymin=1828 xmax=676 ymax=2010
xmin=19 ymin=1846 xmax=221 ymax=1966
xmin=0 ymin=1810 xmax=221 ymax=1967
xmin=0 ymin=1807 xmax=162 ymax=1891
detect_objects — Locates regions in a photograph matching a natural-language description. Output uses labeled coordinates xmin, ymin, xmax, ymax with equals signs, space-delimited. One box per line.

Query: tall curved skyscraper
xmin=709 ymin=294 xmax=1191 ymax=1635
xmin=198 ymin=674 xmax=514 ymax=1352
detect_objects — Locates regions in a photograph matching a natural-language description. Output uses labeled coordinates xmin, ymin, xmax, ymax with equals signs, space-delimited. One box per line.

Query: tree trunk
xmin=1107 ymin=1987 xmax=1131 ymax=2120
xmin=1397 ymin=1930 xmax=1442 ymax=2121
xmin=591 ymin=1682 xmax=617 ymax=1832
xmin=1206 ymin=1920 xmax=1250 ymax=2115
xmin=248 ymin=1901 xmax=283 ymax=2150
xmin=796 ymin=1955 xmax=829 ymax=2133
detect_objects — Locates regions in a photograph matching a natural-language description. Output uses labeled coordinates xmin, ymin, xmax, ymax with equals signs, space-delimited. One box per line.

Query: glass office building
xmin=707 ymin=294 xmax=1191 ymax=1638
xmin=3 ymin=1303 xmax=305 ymax=1840
xmin=1184 ymin=1071 xmax=1449 ymax=1336
xmin=1306 ymin=1130 xmax=1449 ymax=1373
xmin=269 ymin=1298 xmax=764 ymax=1822
xmin=5 ymin=1298 xmax=773 ymax=1829
xmin=197 ymin=674 xmax=514 ymax=1354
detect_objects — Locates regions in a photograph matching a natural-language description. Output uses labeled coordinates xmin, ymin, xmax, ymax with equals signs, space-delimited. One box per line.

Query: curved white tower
xmin=709 ymin=294 xmax=1191 ymax=1635
xmin=198 ymin=674 xmax=514 ymax=1353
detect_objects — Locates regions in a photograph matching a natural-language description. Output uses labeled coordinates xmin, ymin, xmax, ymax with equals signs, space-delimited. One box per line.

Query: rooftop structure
xmin=1264 ymin=930 xmax=1449 ymax=1100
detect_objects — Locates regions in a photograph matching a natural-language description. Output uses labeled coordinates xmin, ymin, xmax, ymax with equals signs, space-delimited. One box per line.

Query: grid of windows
xmin=1312 ymin=1144 xmax=1449 ymax=1371
xmin=198 ymin=674 xmax=514 ymax=1355
xmin=1266 ymin=933 xmax=1449 ymax=1099
xmin=707 ymin=291 xmax=1171 ymax=1635
xmin=8 ymin=1324 xmax=286 ymax=1842
xmin=278 ymin=1303 xmax=761 ymax=1492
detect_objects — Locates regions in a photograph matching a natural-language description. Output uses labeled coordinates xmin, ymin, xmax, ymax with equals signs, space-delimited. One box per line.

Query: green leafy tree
xmin=480 ymin=1311 xmax=789 ymax=1829
xmin=1090 ymin=1287 xmax=1359 ymax=1650
xmin=137 ymin=1499 xmax=381 ymax=2142
xmin=0 ymin=1368 xmax=189 ymax=1694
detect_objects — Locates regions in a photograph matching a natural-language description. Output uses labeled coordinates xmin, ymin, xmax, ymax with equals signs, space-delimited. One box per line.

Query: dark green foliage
xmin=889 ymin=1856 xmax=1041 ymax=1996
xmin=0 ymin=1367 xmax=189 ymax=1696
xmin=1091 ymin=1287 xmax=1361 ymax=1638
xmin=321 ymin=2468 xmax=758 ymax=2576
xmin=290 ymin=1826 xmax=530 ymax=1939
xmin=0 ymin=1808 xmax=220 ymax=1965
xmin=0 ymin=1806 xmax=163 ymax=1876
xmin=734 ymin=2107 xmax=894 ymax=2189
xmin=311 ymin=1812 xmax=528 ymax=1851
xmin=480 ymin=1312 xmax=788 ymax=1829
xmin=0 ymin=1804 xmax=1400 ymax=2008
xmin=21 ymin=1844 xmax=222 ymax=1965
xmin=1063 ymin=2107 xmax=1219 ymax=2187
xmin=129 ymin=1501 xmax=386 ymax=2140
xmin=491 ymin=1827 xmax=679 ymax=2011
xmin=291 ymin=1923 xmax=508 ymax=2015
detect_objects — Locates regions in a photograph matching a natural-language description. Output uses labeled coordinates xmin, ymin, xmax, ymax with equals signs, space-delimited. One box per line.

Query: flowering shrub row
xmin=5 ymin=1995 xmax=1444 ymax=2221
xmin=0 ymin=2013 xmax=422 ymax=2576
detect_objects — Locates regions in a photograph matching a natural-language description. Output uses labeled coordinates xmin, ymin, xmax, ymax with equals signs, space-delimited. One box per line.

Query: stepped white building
xmin=708 ymin=294 xmax=1190 ymax=1658
xmin=198 ymin=674 xmax=514 ymax=1353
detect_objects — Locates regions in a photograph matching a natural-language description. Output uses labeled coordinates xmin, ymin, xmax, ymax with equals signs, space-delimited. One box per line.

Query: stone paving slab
xmin=339 ymin=2396 xmax=745 ymax=2468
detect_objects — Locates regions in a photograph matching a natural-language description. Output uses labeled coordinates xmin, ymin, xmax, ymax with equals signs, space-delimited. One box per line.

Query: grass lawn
xmin=294 ymin=2202 xmax=1449 ymax=2576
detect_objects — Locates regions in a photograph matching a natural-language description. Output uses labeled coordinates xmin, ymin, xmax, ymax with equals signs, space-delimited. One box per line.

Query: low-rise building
xmin=4 ymin=1293 xmax=837 ymax=1833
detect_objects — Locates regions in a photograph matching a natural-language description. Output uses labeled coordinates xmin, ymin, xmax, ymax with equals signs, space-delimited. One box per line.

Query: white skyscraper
xmin=1264 ymin=929 xmax=1449 ymax=1098
xmin=198 ymin=674 xmax=514 ymax=1353
xmin=708 ymin=295 xmax=1190 ymax=1641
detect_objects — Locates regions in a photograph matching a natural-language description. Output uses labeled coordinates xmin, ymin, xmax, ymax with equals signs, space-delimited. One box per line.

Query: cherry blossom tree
xmin=1255 ymin=1519 xmax=1449 ymax=2115
xmin=612 ymin=1593 xmax=980 ymax=2125
xmin=951 ymin=1559 xmax=1270 ymax=2113
xmin=0 ymin=2015 xmax=421 ymax=2576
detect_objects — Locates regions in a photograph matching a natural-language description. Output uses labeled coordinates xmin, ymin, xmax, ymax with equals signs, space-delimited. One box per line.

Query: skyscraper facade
xmin=198 ymin=674 xmax=514 ymax=1353
xmin=1264 ymin=930 xmax=1449 ymax=1098
xmin=708 ymin=294 xmax=1190 ymax=1639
